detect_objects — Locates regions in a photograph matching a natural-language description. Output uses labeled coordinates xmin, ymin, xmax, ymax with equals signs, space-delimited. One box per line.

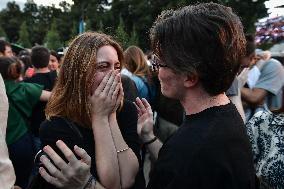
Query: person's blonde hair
xmin=46 ymin=32 xmax=124 ymax=128
xmin=124 ymin=46 xmax=151 ymax=77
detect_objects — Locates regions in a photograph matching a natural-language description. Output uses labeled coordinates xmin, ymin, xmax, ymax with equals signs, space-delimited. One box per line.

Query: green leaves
xmin=0 ymin=0 xmax=268 ymax=49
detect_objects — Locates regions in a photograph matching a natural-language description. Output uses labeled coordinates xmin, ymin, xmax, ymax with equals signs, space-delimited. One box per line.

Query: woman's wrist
xmin=83 ymin=175 xmax=96 ymax=189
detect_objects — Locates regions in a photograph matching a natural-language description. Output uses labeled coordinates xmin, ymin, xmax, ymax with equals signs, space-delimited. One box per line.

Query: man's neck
xmin=181 ymin=90 xmax=230 ymax=115
xmin=35 ymin=67 xmax=50 ymax=73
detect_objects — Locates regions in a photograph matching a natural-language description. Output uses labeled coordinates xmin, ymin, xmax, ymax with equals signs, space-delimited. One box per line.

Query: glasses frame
xmin=151 ymin=56 xmax=168 ymax=72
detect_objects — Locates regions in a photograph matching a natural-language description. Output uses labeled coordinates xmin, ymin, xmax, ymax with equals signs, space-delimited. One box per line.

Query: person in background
xmin=0 ymin=40 xmax=13 ymax=57
xmin=227 ymin=34 xmax=258 ymax=123
xmin=0 ymin=73 xmax=16 ymax=189
xmin=122 ymin=45 xmax=156 ymax=105
xmin=0 ymin=56 xmax=51 ymax=189
xmin=246 ymin=90 xmax=284 ymax=188
xmin=121 ymin=74 xmax=139 ymax=102
xmin=18 ymin=49 xmax=34 ymax=79
xmin=135 ymin=3 xmax=255 ymax=188
xmin=241 ymin=47 xmax=284 ymax=121
xmin=24 ymin=46 xmax=57 ymax=153
xmin=48 ymin=50 xmax=60 ymax=73
xmin=36 ymin=3 xmax=256 ymax=189
xmin=38 ymin=32 xmax=141 ymax=189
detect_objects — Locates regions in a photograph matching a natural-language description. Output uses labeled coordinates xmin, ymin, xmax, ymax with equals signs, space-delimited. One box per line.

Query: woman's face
xmin=91 ymin=45 xmax=121 ymax=91
xmin=49 ymin=55 xmax=59 ymax=71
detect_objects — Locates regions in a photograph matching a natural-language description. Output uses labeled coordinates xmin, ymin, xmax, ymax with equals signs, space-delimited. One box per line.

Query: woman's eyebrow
xmin=96 ymin=61 xmax=109 ymax=64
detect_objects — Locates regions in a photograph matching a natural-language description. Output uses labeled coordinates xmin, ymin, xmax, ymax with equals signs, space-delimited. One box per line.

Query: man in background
xmin=0 ymin=40 xmax=13 ymax=57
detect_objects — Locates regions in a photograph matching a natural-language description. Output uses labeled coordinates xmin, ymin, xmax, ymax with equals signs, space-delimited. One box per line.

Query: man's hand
xmin=134 ymin=98 xmax=155 ymax=142
xmin=39 ymin=140 xmax=92 ymax=189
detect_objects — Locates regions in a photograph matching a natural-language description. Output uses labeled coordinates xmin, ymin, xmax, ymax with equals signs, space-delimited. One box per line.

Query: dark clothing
xmin=122 ymin=74 xmax=139 ymax=102
xmin=24 ymin=71 xmax=57 ymax=136
xmin=147 ymin=103 xmax=255 ymax=189
xmin=8 ymin=132 xmax=34 ymax=189
xmin=39 ymin=100 xmax=145 ymax=189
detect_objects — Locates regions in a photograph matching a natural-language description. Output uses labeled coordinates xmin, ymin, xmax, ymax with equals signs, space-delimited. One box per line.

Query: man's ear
xmin=184 ymin=74 xmax=198 ymax=88
xmin=0 ymin=52 xmax=4 ymax=57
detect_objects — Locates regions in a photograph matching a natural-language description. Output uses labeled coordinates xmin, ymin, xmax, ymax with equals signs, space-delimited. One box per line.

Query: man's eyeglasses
xmin=151 ymin=56 xmax=168 ymax=72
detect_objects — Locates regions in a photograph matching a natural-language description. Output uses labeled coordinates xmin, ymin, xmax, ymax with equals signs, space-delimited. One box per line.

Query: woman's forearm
xmin=92 ymin=116 xmax=120 ymax=189
xmin=108 ymin=113 xmax=139 ymax=189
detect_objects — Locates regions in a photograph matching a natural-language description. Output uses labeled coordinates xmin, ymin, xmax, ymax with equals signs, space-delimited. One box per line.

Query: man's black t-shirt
xmin=24 ymin=71 xmax=57 ymax=136
xmin=39 ymin=100 xmax=145 ymax=189
xmin=147 ymin=103 xmax=255 ymax=189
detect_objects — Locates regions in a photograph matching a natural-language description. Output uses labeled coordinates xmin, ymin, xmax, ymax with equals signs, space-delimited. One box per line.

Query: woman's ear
xmin=184 ymin=74 xmax=198 ymax=88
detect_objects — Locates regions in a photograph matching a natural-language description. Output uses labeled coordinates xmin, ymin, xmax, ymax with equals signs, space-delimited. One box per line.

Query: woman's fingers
xmin=40 ymin=155 xmax=65 ymax=181
xmin=74 ymin=145 xmax=91 ymax=166
xmin=56 ymin=140 xmax=78 ymax=166
xmin=39 ymin=167 xmax=63 ymax=188
xmin=42 ymin=145 xmax=68 ymax=171
xmin=110 ymin=73 xmax=121 ymax=99
xmin=95 ymin=71 xmax=112 ymax=95
xmin=102 ymin=71 xmax=118 ymax=95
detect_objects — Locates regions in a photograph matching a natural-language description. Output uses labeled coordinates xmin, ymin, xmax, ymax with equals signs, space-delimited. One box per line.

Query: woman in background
xmin=246 ymin=90 xmax=284 ymax=188
xmin=122 ymin=46 xmax=156 ymax=104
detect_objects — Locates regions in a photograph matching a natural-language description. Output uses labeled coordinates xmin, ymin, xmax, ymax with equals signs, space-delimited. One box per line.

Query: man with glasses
xmin=136 ymin=2 xmax=256 ymax=189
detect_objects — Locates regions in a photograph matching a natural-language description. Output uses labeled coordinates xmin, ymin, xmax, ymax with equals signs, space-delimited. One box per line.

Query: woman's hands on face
xmin=134 ymin=98 xmax=155 ymax=142
xmin=89 ymin=71 xmax=121 ymax=117
xmin=39 ymin=140 xmax=92 ymax=189
xmin=113 ymin=83 xmax=124 ymax=112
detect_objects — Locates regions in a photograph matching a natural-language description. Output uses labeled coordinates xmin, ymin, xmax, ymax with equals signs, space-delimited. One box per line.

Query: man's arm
xmin=40 ymin=90 xmax=51 ymax=101
xmin=241 ymin=87 xmax=267 ymax=107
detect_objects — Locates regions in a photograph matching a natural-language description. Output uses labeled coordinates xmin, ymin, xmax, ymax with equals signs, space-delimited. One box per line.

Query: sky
xmin=0 ymin=0 xmax=74 ymax=10
xmin=264 ymin=0 xmax=284 ymax=18
xmin=0 ymin=0 xmax=283 ymax=18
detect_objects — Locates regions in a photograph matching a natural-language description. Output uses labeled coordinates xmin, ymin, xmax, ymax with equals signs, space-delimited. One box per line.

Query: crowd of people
xmin=255 ymin=15 xmax=284 ymax=45
xmin=0 ymin=2 xmax=284 ymax=189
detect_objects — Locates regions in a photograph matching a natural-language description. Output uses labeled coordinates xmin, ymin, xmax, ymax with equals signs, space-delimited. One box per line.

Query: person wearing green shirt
xmin=0 ymin=56 xmax=51 ymax=189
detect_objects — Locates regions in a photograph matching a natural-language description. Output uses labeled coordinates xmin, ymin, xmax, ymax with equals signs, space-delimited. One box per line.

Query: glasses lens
xmin=151 ymin=56 xmax=158 ymax=72
xmin=151 ymin=63 xmax=158 ymax=72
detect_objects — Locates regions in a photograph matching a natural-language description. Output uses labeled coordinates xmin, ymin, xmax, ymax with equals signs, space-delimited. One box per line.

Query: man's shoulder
xmin=262 ymin=58 xmax=283 ymax=71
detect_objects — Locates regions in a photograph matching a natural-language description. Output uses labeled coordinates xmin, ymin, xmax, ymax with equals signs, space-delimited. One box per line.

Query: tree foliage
xmin=114 ymin=17 xmax=129 ymax=49
xmin=44 ymin=20 xmax=62 ymax=50
xmin=18 ymin=21 xmax=32 ymax=48
xmin=0 ymin=2 xmax=23 ymax=42
xmin=0 ymin=25 xmax=7 ymax=39
xmin=0 ymin=0 xmax=268 ymax=49
xmin=129 ymin=25 xmax=139 ymax=46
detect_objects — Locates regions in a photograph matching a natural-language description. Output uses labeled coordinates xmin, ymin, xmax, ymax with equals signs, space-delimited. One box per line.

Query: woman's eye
xmin=97 ymin=65 xmax=108 ymax=70
xmin=115 ymin=66 xmax=121 ymax=70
